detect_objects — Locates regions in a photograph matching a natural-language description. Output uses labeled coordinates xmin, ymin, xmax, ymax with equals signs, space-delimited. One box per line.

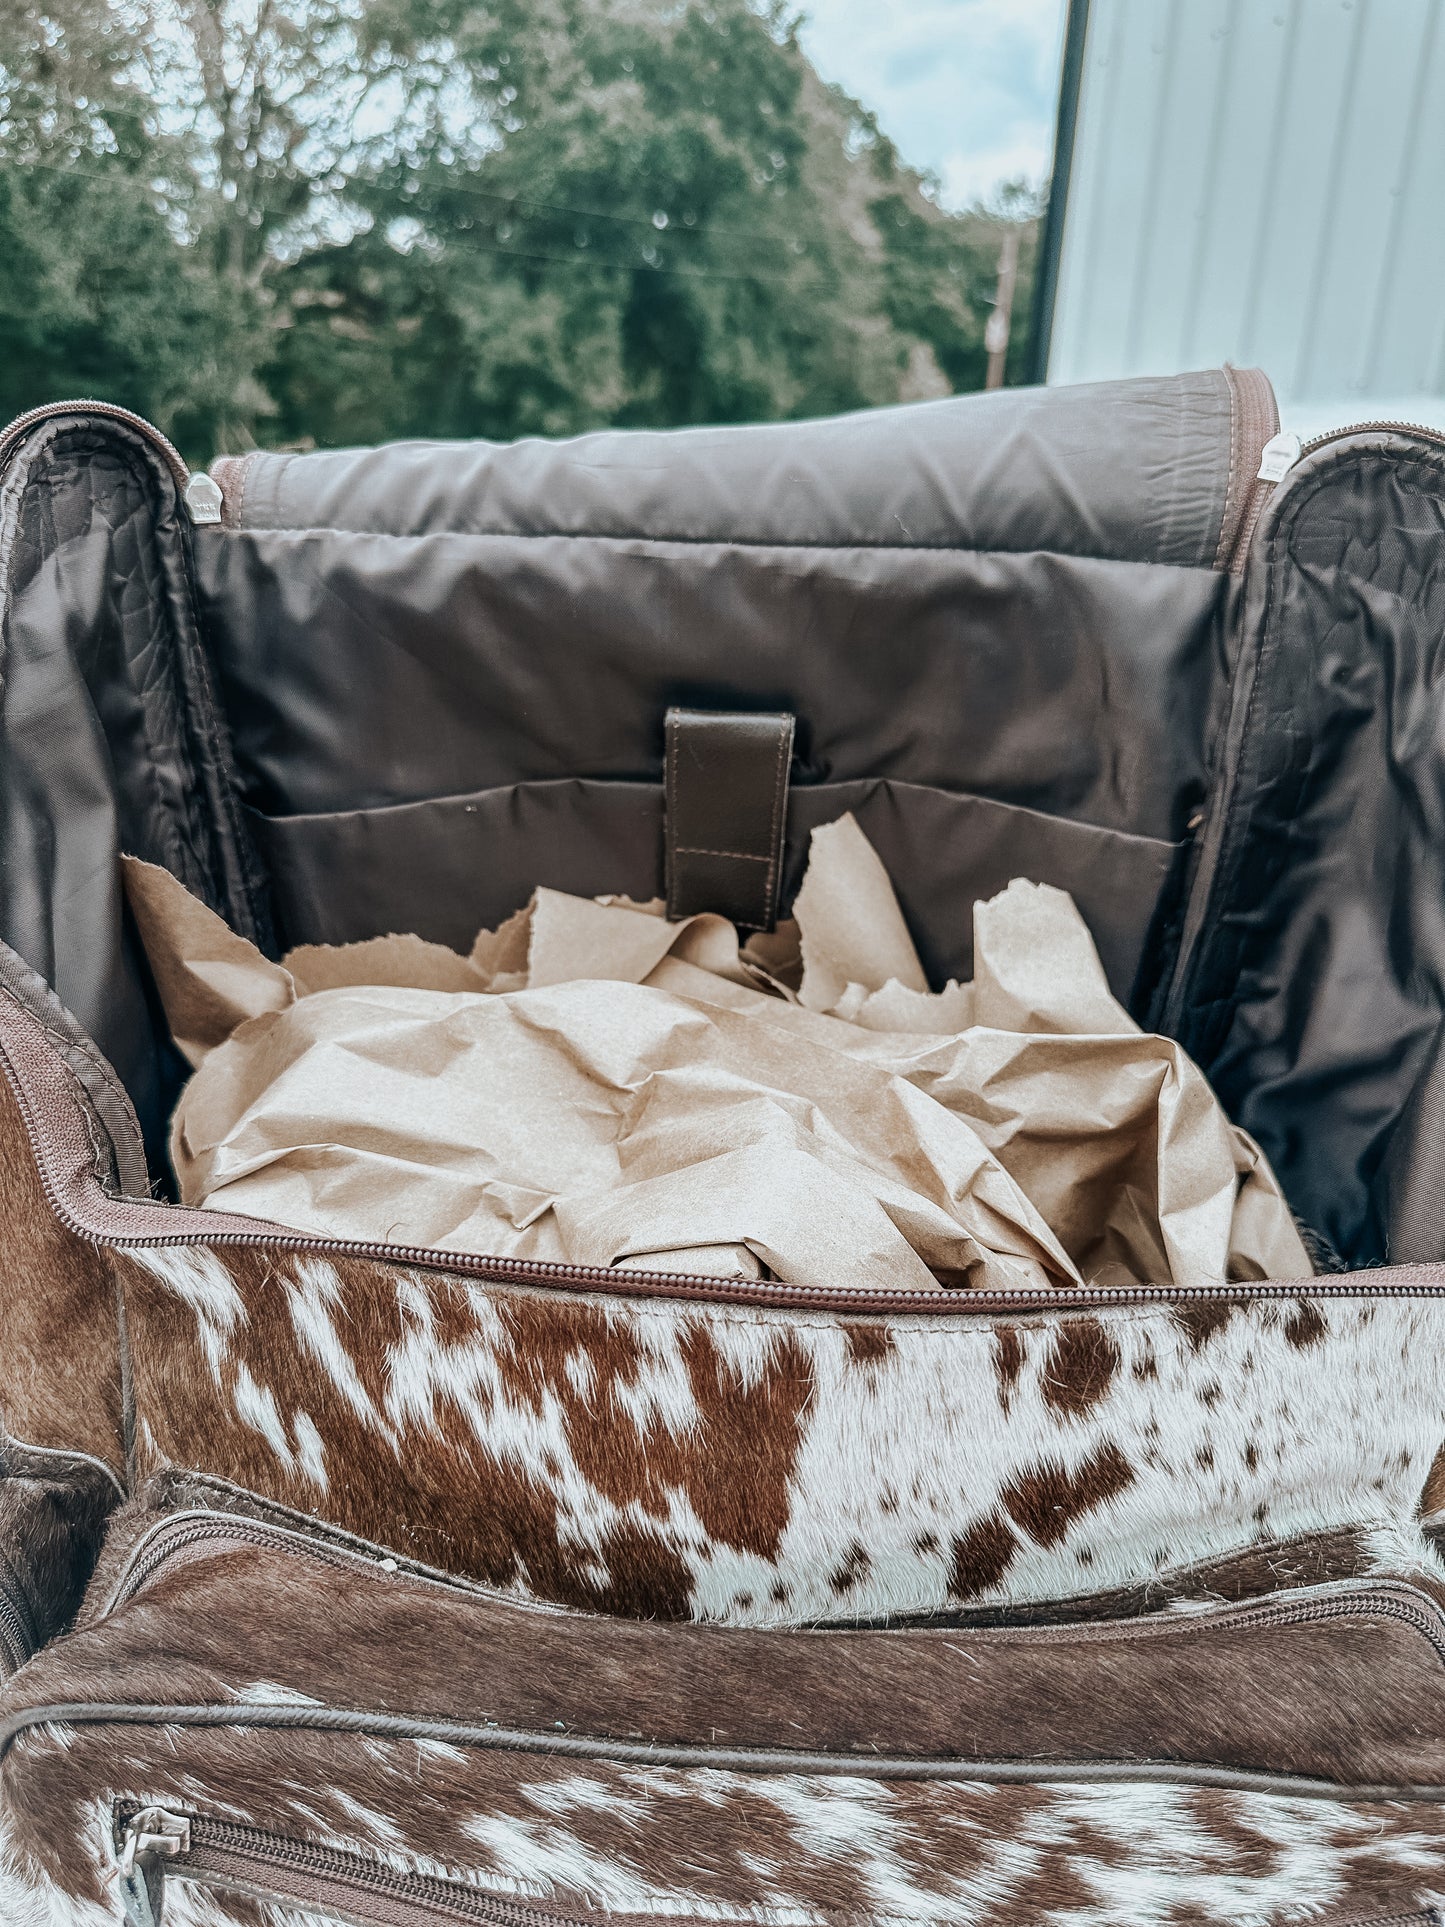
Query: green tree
xmin=0 ymin=0 xmax=238 ymax=437
xmin=0 ymin=0 xmax=1042 ymax=462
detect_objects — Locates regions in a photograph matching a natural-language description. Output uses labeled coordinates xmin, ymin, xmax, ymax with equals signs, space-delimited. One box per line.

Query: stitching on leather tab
xmin=762 ymin=714 xmax=794 ymax=925
xmin=672 ymin=846 xmax=771 ymax=864
xmin=664 ymin=709 xmax=793 ymax=927
xmin=664 ymin=710 xmax=681 ymax=919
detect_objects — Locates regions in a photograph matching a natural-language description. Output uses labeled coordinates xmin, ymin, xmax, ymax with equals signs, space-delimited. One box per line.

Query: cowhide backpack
xmin=2 ymin=369 xmax=1445 ymax=1927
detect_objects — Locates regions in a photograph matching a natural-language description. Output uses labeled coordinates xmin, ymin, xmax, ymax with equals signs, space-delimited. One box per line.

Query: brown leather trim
xmin=664 ymin=707 xmax=794 ymax=929
xmin=1214 ymin=364 xmax=1280 ymax=571
xmin=4 ymin=960 xmax=1445 ymax=1316
xmin=17 ymin=1514 xmax=1445 ymax=1791
xmin=9 ymin=1702 xmax=1445 ymax=1801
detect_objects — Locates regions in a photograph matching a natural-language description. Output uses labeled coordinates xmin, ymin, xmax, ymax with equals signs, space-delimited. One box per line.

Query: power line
xmin=332 ymin=225 xmax=864 ymax=289
xmin=1 ymin=144 xmax=1005 ymax=265
xmin=0 ymin=153 xmax=997 ymax=295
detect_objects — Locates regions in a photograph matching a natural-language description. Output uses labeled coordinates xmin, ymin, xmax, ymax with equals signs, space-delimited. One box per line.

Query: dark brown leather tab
xmin=665 ymin=708 xmax=795 ymax=929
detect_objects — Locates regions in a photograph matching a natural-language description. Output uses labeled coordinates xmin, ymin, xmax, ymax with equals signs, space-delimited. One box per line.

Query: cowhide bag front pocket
xmin=5 ymin=1491 xmax=1445 ymax=1927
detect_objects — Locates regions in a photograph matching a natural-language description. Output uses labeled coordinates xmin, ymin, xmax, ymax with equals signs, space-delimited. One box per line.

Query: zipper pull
xmin=1256 ymin=430 xmax=1302 ymax=482
xmin=115 ymin=1807 xmax=190 ymax=1927
xmin=183 ymin=471 xmax=224 ymax=526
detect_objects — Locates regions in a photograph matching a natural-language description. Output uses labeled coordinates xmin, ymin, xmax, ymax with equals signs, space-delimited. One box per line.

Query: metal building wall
xmin=1046 ymin=0 xmax=1445 ymax=432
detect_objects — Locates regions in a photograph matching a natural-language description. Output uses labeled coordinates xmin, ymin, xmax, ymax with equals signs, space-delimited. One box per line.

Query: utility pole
xmin=985 ymin=224 xmax=1021 ymax=390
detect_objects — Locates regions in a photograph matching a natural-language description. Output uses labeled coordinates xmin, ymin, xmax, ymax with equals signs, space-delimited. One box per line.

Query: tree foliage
xmin=1 ymin=0 xmax=1040 ymax=462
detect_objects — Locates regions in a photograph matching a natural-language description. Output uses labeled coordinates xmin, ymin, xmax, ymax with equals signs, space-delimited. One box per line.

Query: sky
xmin=793 ymin=0 xmax=1069 ymax=210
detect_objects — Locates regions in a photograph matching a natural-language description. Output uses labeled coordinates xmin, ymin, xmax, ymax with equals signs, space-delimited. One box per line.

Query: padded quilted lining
xmin=0 ymin=418 xmax=270 ymax=1172
xmin=1161 ymin=437 xmax=1445 ymax=1266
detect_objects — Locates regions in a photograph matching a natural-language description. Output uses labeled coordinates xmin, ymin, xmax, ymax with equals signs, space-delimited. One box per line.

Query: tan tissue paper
xmin=123 ymin=815 xmax=1312 ymax=1292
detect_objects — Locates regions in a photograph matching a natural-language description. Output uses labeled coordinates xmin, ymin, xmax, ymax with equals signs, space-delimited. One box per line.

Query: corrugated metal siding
xmin=1047 ymin=0 xmax=1445 ymax=425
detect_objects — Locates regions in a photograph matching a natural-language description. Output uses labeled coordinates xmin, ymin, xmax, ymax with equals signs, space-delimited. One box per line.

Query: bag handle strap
xmin=664 ymin=707 xmax=795 ymax=930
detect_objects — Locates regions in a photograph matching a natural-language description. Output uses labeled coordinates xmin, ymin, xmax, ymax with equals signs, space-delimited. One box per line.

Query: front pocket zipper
xmin=0 ymin=1572 xmax=36 ymax=1676
xmin=99 ymin=1503 xmax=1445 ymax=1666
xmin=113 ymin=1804 xmax=592 ymax=1927
xmin=107 ymin=1802 xmax=1445 ymax=1927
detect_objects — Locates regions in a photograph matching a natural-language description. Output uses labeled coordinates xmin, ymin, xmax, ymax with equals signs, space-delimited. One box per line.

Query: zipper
xmin=113 ymin=1805 xmax=590 ymax=1927
xmin=0 ymin=1575 xmax=34 ymax=1675
xmin=84 ymin=1805 xmax=1445 ymax=1927
xmin=102 ymin=1509 xmax=456 ymax=1619
xmin=208 ymin=452 xmax=255 ymax=529
xmin=1224 ymin=428 xmax=1299 ymax=574
xmin=1300 ymin=418 xmax=1445 ymax=452
xmin=1216 ymin=365 xmax=1281 ymax=572
xmin=87 ymin=1576 xmax=1445 ymax=1926
xmin=1225 ymin=414 xmax=1445 ymax=573
xmin=102 ymin=1580 xmax=1445 ymax=1927
xmin=1168 ymin=413 xmax=1445 ymax=1033
xmin=12 ymin=980 xmax=1445 ymax=1317
xmin=108 ymin=1509 xmax=1445 ymax=1662
xmin=0 ymin=400 xmax=220 ymax=523
xmin=1343 ymin=1917 xmax=1442 ymax=1927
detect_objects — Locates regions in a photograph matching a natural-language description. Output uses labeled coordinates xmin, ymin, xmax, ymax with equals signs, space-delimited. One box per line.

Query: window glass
xmin=1 ymin=1 xmax=1067 ymax=459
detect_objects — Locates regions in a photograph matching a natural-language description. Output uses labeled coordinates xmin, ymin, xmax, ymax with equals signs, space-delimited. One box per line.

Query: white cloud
xmin=939 ymin=136 xmax=1052 ymax=209
xmin=796 ymin=0 xmax=1067 ymax=208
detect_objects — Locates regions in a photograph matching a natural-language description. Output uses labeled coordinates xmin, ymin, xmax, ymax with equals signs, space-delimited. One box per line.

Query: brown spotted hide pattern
xmin=6 ymin=1522 xmax=1445 ymax=1926
xmin=115 ymin=1241 xmax=1445 ymax=1624
xmin=7 ymin=975 xmax=1445 ymax=1923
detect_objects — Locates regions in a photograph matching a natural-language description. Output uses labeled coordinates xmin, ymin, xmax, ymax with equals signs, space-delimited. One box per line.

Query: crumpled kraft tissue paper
xmin=123 ymin=815 xmax=1312 ymax=1292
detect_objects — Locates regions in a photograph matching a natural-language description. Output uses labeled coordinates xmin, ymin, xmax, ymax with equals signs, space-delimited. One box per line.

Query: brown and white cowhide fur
xmin=0 ymin=1442 xmax=119 ymax=1678
xmin=5 ymin=1723 xmax=1445 ymax=1927
xmin=11 ymin=1515 xmax=1445 ymax=1927
xmin=0 ymin=1072 xmax=124 ymax=1474
xmin=3 ymin=979 xmax=1445 ymax=1627
xmin=116 ymin=1241 xmax=1445 ymax=1624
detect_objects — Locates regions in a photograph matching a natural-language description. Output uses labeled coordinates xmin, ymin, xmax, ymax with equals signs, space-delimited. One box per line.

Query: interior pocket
xmin=249 ymin=777 xmax=1180 ymax=1002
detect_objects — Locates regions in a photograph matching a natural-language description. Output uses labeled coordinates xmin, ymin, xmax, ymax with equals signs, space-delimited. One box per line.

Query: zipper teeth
xmin=198 ymin=1820 xmax=580 ymax=1925
xmin=10 ymin=995 xmax=1445 ymax=1315
xmin=1300 ymin=419 xmax=1445 ymax=454
xmin=107 ymin=1513 xmax=414 ymax=1617
xmin=1218 ymin=367 xmax=1281 ymax=572
xmin=71 ymin=1219 xmax=1445 ymax=1312
xmin=0 ymin=400 xmax=191 ymax=491
xmin=0 ymin=1582 xmax=32 ymax=1674
xmin=119 ymin=1808 xmax=587 ymax=1927
xmin=111 ymin=1585 xmax=1445 ymax=1924
xmin=1228 ymin=416 xmax=1445 ymax=572
xmin=1221 ymin=1588 xmax=1445 ymax=1668
xmin=116 ymin=1514 xmax=1445 ymax=1655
